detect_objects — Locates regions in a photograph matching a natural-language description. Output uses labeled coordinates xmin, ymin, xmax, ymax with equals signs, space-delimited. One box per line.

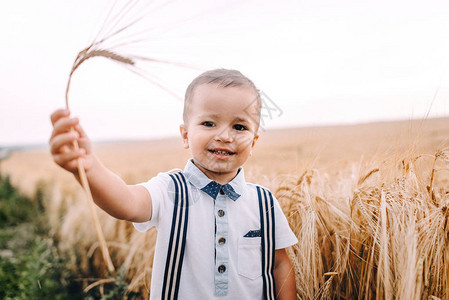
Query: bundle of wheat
xmin=278 ymin=147 xmax=449 ymax=299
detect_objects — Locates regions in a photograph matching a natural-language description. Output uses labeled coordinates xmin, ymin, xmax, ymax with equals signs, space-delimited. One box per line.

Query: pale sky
xmin=1 ymin=0 xmax=448 ymax=147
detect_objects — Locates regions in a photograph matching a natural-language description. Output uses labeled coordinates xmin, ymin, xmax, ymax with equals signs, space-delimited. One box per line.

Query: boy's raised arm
xmin=49 ymin=109 xmax=152 ymax=223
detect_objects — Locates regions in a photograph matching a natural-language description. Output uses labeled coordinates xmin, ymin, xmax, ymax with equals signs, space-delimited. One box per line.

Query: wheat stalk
xmin=64 ymin=46 xmax=135 ymax=273
xmin=62 ymin=0 xmax=204 ymax=274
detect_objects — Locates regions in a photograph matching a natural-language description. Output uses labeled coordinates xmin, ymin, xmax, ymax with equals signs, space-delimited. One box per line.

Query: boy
xmin=49 ymin=69 xmax=298 ymax=299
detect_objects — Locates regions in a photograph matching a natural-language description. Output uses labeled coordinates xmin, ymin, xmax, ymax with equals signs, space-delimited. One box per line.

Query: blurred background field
xmin=1 ymin=116 xmax=448 ymax=299
xmin=3 ymin=117 xmax=448 ymax=196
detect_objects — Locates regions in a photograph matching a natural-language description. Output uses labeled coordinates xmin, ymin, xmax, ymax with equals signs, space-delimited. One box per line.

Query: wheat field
xmin=1 ymin=117 xmax=448 ymax=299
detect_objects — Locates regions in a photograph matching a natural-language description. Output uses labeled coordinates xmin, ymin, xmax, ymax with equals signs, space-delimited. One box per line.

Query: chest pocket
xmin=238 ymin=236 xmax=262 ymax=280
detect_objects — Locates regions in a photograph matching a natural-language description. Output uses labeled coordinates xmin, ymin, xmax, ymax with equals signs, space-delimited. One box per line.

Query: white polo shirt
xmin=133 ymin=160 xmax=298 ymax=299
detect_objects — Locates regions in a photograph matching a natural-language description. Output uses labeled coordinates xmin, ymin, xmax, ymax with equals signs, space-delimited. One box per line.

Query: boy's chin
xmin=195 ymin=160 xmax=238 ymax=175
xmin=204 ymin=165 xmax=236 ymax=174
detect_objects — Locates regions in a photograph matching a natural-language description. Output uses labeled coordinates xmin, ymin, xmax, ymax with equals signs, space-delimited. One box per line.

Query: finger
xmin=50 ymin=117 xmax=79 ymax=140
xmin=73 ymin=124 xmax=92 ymax=152
xmin=49 ymin=131 xmax=80 ymax=155
xmin=53 ymin=150 xmax=84 ymax=169
xmin=77 ymin=136 xmax=91 ymax=153
xmin=74 ymin=123 xmax=88 ymax=138
xmin=50 ymin=109 xmax=70 ymax=126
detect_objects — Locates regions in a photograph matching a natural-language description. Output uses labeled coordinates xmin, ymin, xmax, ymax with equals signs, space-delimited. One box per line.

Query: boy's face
xmin=180 ymin=83 xmax=260 ymax=184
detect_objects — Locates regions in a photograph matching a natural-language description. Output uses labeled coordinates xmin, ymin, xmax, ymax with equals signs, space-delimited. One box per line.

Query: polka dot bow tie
xmin=201 ymin=181 xmax=240 ymax=201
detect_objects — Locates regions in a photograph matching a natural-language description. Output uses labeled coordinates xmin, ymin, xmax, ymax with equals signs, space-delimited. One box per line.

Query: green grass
xmin=0 ymin=175 xmax=35 ymax=228
xmin=0 ymin=174 xmax=82 ymax=299
xmin=0 ymin=173 xmax=141 ymax=299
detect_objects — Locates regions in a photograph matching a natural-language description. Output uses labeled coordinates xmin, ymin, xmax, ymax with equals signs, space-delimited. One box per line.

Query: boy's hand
xmin=49 ymin=109 xmax=152 ymax=222
xmin=49 ymin=109 xmax=94 ymax=174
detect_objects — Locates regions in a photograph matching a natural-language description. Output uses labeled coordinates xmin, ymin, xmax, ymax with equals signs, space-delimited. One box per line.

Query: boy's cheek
xmin=236 ymin=134 xmax=257 ymax=149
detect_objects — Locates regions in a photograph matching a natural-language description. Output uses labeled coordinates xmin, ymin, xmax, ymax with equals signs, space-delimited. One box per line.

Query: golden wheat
xmin=275 ymin=145 xmax=449 ymax=299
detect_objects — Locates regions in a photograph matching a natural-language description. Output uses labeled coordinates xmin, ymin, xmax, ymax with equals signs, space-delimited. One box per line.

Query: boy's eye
xmin=233 ymin=124 xmax=247 ymax=131
xmin=202 ymin=121 xmax=215 ymax=127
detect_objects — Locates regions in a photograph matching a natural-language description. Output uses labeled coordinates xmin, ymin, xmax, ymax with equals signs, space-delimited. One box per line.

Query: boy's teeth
xmin=211 ymin=150 xmax=232 ymax=155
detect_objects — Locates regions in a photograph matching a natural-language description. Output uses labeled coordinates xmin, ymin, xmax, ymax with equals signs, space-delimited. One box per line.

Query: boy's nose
xmin=215 ymin=128 xmax=233 ymax=143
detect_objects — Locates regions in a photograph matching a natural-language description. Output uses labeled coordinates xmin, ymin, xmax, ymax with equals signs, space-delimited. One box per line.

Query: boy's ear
xmin=249 ymin=134 xmax=259 ymax=156
xmin=251 ymin=134 xmax=259 ymax=148
xmin=179 ymin=124 xmax=189 ymax=149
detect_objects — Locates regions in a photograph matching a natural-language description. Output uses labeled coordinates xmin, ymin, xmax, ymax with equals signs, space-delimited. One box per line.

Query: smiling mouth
xmin=208 ymin=149 xmax=235 ymax=156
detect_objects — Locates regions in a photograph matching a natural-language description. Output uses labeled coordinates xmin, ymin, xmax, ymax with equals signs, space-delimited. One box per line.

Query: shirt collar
xmin=183 ymin=159 xmax=246 ymax=200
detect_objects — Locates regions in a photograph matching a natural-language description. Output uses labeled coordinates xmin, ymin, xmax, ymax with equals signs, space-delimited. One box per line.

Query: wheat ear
xmin=65 ymin=47 xmax=135 ymax=273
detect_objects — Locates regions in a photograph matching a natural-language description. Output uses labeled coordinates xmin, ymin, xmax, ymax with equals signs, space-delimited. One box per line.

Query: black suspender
xmin=164 ymin=172 xmax=276 ymax=300
xmin=257 ymin=186 xmax=277 ymax=300
xmin=162 ymin=172 xmax=189 ymax=300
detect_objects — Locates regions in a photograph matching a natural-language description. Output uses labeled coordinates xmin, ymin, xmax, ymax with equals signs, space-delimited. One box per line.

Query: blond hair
xmin=183 ymin=69 xmax=261 ymax=123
